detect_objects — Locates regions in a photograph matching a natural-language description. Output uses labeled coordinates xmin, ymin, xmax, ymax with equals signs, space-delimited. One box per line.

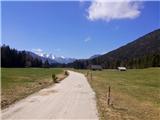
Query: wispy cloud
xmin=84 ymin=36 xmax=91 ymax=42
xmin=32 ymin=48 xmax=43 ymax=53
xmin=54 ymin=48 xmax=61 ymax=52
xmin=87 ymin=0 xmax=143 ymax=22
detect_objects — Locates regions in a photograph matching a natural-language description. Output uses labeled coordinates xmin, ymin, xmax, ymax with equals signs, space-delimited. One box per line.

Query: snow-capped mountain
xmin=26 ymin=51 xmax=57 ymax=64
xmin=30 ymin=52 xmax=76 ymax=64
xmin=44 ymin=53 xmax=76 ymax=64
xmin=54 ymin=56 xmax=76 ymax=64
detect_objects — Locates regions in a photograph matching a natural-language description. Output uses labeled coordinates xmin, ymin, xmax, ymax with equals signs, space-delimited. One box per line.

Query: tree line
xmin=69 ymin=54 xmax=160 ymax=69
xmin=2 ymin=44 xmax=160 ymax=69
xmin=1 ymin=45 xmax=50 ymax=68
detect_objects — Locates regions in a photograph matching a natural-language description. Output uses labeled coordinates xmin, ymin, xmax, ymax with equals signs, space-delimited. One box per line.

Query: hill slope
xmin=101 ymin=29 xmax=160 ymax=61
xmin=71 ymin=29 xmax=160 ymax=69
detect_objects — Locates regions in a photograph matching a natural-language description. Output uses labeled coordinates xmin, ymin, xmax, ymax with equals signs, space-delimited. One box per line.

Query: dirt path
xmin=2 ymin=71 xmax=99 ymax=120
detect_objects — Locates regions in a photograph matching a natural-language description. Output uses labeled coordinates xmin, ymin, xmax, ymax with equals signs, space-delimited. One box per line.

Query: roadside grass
xmin=76 ymin=68 xmax=160 ymax=120
xmin=1 ymin=68 xmax=65 ymax=109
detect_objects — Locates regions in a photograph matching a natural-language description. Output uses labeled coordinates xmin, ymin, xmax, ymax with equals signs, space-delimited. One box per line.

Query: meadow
xmin=76 ymin=68 xmax=160 ymax=120
xmin=1 ymin=68 xmax=64 ymax=109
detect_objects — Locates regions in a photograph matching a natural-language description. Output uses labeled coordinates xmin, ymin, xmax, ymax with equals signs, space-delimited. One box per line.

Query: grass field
xmin=76 ymin=68 xmax=160 ymax=120
xmin=1 ymin=68 xmax=64 ymax=109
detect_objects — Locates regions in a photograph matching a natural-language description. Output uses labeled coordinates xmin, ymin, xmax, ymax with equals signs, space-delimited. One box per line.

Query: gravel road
xmin=2 ymin=71 xmax=99 ymax=120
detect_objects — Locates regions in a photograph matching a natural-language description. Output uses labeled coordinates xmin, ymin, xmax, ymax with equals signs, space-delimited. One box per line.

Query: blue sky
xmin=1 ymin=1 xmax=160 ymax=58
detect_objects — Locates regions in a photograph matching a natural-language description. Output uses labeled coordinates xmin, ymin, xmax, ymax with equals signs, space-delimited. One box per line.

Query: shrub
xmin=65 ymin=71 xmax=69 ymax=76
xmin=52 ymin=74 xmax=58 ymax=83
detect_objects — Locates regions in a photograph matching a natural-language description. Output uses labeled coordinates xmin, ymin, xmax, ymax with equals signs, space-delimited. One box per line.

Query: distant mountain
xmin=31 ymin=52 xmax=76 ymax=64
xmin=26 ymin=52 xmax=57 ymax=64
xmin=53 ymin=56 xmax=76 ymax=64
xmin=70 ymin=29 xmax=160 ymax=69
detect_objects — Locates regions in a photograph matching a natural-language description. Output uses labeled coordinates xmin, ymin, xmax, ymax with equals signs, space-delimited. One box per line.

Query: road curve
xmin=2 ymin=71 xmax=99 ymax=120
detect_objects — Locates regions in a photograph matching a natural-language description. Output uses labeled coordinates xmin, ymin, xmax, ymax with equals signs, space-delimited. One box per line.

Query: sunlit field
xmin=1 ymin=68 xmax=64 ymax=109
xmin=76 ymin=68 xmax=160 ymax=120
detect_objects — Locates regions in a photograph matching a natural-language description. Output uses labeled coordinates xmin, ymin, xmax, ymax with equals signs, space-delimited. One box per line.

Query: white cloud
xmin=87 ymin=0 xmax=143 ymax=22
xmin=84 ymin=36 xmax=91 ymax=42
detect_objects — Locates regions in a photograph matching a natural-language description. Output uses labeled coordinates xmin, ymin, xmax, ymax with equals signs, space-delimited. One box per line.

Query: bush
xmin=65 ymin=71 xmax=69 ymax=76
xmin=52 ymin=74 xmax=58 ymax=83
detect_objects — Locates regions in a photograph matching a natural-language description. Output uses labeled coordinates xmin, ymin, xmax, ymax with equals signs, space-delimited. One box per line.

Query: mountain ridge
xmin=29 ymin=52 xmax=76 ymax=64
xmin=70 ymin=29 xmax=160 ymax=69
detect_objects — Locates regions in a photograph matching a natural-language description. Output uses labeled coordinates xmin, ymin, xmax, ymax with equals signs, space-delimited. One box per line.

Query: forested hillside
xmin=70 ymin=29 xmax=160 ymax=69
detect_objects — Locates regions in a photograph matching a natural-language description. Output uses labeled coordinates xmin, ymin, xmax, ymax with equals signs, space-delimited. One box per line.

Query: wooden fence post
xmin=87 ymin=71 xmax=89 ymax=77
xmin=90 ymin=72 xmax=92 ymax=80
xmin=107 ymin=86 xmax=111 ymax=105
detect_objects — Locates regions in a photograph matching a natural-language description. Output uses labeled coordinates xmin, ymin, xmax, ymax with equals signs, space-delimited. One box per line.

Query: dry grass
xmin=76 ymin=68 xmax=160 ymax=120
xmin=1 ymin=68 xmax=67 ymax=109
